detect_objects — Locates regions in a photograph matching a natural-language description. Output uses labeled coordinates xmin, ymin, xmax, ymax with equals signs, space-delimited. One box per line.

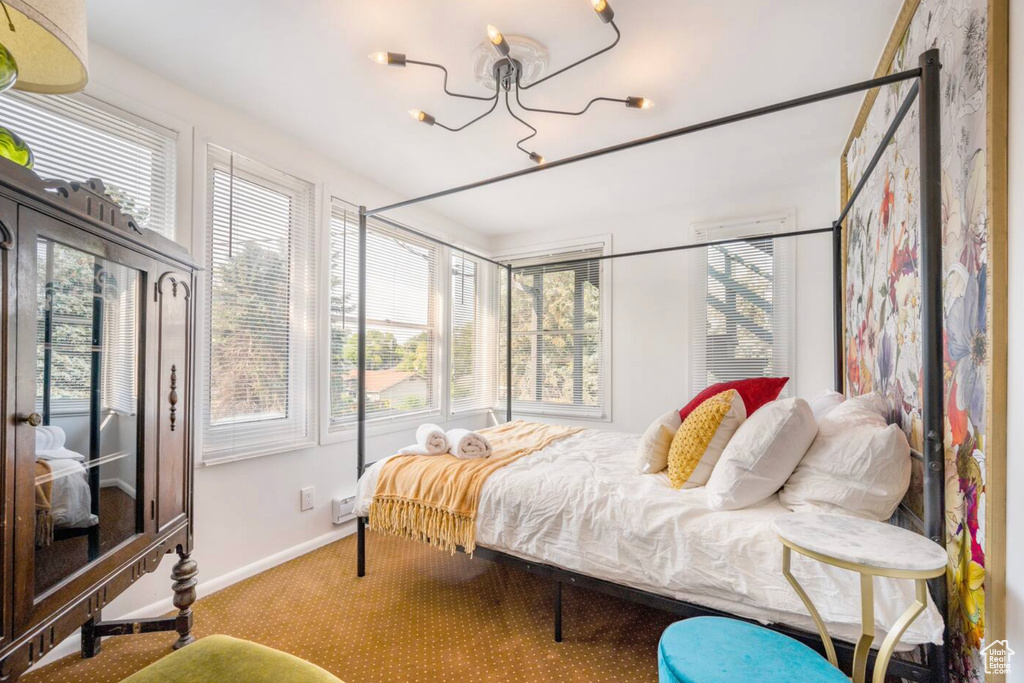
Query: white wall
xmin=1005 ymin=1 xmax=1022 ymax=680
xmin=489 ymin=174 xmax=837 ymax=435
xmin=34 ymin=43 xmax=493 ymax=668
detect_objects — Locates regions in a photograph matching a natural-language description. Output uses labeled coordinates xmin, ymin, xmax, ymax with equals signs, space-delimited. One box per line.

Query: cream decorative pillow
xmin=808 ymin=390 xmax=845 ymax=423
xmin=636 ymin=410 xmax=682 ymax=473
xmin=705 ymin=398 xmax=818 ymax=510
xmin=779 ymin=405 xmax=911 ymax=521
xmin=666 ymin=390 xmax=746 ymax=489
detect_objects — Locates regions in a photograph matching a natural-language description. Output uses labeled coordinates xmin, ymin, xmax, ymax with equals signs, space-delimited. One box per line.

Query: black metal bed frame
xmin=353 ymin=50 xmax=947 ymax=683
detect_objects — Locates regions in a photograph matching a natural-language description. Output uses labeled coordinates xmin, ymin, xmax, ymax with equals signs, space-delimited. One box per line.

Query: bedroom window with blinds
xmin=450 ymin=251 xmax=494 ymax=415
xmin=0 ymin=91 xmax=177 ymax=239
xmin=327 ymin=203 xmax=440 ymax=429
xmin=203 ymin=145 xmax=316 ymax=461
xmin=690 ymin=214 xmax=795 ymax=395
xmin=501 ymin=244 xmax=607 ymax=419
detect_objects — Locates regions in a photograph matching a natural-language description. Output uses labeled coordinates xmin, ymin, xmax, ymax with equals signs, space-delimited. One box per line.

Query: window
xmin=203 ymin=145 xmax=316 ymax=461
xmin=35 ymin=242 xmax=139 ymax=416
xmin=501 ymin=244 xmax=607 ymax=419
xmin=0 ymin=91 xmax=177 ymax=239
xmin=690 ymin=214 xmax=795 ymax=395
xmin=328 ymin=203 xmax=440 ymax=429
xmin=450 ymin=251 xmax=496 ymax=415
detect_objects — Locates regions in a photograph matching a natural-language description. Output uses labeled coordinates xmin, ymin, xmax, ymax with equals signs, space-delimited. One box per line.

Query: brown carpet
xmin=25 ymin=531 xmax=676 ymax=683
xmin=37 ymin=486 xmax=138 ymax=593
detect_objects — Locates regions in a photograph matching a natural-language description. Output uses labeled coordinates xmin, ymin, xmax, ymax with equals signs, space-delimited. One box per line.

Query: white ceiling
xmin=87 ymin=0 xmax=903 ymax=235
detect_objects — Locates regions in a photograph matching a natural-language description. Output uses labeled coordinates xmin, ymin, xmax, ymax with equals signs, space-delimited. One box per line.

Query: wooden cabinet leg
xmin=81 ymin=616 xmax=102 ymax=658
xmin=171 ymin=548 xmax=198 ymax=650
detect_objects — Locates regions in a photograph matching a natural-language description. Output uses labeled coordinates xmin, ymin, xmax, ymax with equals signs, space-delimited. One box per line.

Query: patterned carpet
xmin=25 ymin=530 xmax=675 ymax=682
xmin=37 ymin=487 xmax=137 ymax=593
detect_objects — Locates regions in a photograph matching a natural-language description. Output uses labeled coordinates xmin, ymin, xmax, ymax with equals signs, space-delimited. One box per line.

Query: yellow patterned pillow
xmin=667 ymin=389 xmax=746 ymax=489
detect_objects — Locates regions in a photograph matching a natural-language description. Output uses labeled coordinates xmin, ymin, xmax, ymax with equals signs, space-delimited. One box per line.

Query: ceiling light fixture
xmin=369 ymin=0 xmax=653 ymax=165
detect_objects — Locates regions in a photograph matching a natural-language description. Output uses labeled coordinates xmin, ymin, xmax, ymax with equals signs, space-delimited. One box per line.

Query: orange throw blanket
xmin=35 ymin=460 xmax=54 ymax=547
xmin=369 ymin=420 xmax=583 ymax=554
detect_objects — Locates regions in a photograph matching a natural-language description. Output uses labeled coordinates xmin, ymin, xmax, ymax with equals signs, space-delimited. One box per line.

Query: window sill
xmin=200 ymin=438 xmax=317 ymax=467
xmin=321 ymin=409 xmax=445 ymax=445
xmin=511 ymin=406 xmax=611 ymax=423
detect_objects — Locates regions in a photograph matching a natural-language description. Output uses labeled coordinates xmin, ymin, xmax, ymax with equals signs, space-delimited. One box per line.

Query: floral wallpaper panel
xmin=844 ymin=0 xmax=989 ymax=680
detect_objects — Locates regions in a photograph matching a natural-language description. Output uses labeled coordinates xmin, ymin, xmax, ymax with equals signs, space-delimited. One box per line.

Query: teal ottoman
xmin=657 ymin=617 xmax=848 ymax=683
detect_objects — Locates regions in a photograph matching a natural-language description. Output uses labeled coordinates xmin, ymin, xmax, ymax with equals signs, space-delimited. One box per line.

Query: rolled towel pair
xmin=396 ymin=424 xmax=493 ymax=460
xmin=445 ymin=428 xmax=492 ymax=460
xmin=397 ymin=424 xmax=449 ymax=456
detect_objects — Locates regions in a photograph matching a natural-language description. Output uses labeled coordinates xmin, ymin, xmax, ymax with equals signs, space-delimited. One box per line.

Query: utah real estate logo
xmin=981 ymin=639 xmax=1014 ymax=675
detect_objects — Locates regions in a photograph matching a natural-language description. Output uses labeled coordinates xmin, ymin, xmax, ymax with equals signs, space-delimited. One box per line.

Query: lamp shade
xmin=3 ymin=0 xmax=88 ymax=94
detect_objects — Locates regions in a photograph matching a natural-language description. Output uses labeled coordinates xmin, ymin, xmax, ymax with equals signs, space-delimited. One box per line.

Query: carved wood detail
xmin=170 ymin=550 xmax=198 ymax=650
xmin=169 ymin=365 xmax=178 ymax=431
xmin=40 ymin=178 xmax=143 ymax=235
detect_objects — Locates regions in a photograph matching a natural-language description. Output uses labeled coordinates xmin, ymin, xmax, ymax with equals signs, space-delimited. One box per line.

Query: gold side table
xmin=772 ymin=513 xmax=947 ymax=683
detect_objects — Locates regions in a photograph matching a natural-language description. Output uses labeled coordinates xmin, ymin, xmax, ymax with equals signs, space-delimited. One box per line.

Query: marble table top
xmin=772 ymin=513 xmax=947 ymax=573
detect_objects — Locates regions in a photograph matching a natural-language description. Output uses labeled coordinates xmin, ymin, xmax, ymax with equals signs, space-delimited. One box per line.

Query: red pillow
xmin=679 ymin=377 xmax=789 ymax=422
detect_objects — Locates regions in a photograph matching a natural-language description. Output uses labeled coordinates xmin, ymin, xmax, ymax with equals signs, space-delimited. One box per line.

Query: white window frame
xmin=0 ymin=89 xmax=182 ymax=241
xmin=447 ymin=248 xmax=498 ymax=419
xmin=199 ymin=143 xmax=319 ymax=465
xmin=495 ymin=235 xmax=613 ymax=422
xmin=689 ymin=211 xmax=796 ymax=396
xmin=319 ymin=199 xmax=447 ymax=444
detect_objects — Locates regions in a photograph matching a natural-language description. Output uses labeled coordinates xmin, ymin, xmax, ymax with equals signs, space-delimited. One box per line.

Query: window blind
xmin=450 ymin=251 xmax=496 ymax=415
xmin=0 ymin=91 xmax=177 ymax=239
xmin=328 ymin=203 xmax=439 ymax=428
xmin=501 ymin=245 xmax=606 ymax=419
xmin=690 ymin=216 xmax=794 ymax=395
xmin=100 ymin=263 xmax=140 ymax=416
xmin=203 ymin=145 xmax=316 ymax=461
xmin=35 ymin=240 xmax=91 ymax=414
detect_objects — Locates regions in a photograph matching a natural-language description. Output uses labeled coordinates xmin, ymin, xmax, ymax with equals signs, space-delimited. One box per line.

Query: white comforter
xmin=42 ymin=456 xmax=96 ymax=529
xmin=355 ymin=429 xmax=944 ymax=647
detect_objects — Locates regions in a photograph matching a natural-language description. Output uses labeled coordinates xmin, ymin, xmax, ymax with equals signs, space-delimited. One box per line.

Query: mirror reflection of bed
xmin=33 ymin=239 xmax=142 ymax=595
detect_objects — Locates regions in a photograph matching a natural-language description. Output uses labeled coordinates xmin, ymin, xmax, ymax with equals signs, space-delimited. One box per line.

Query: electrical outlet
xmin=300 ymin=486 xmax=315 ymax=511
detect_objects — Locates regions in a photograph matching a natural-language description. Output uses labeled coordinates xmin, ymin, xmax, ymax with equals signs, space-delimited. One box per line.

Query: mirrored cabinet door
xmin=30 ymin=235 xmax=144 ymax=597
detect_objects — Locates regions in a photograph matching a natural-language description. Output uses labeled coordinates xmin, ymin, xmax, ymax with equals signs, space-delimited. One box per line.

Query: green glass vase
xmin=0 ymin=42 xmax=32 ymax=169
xmin=0 ymin=125 xmax=32 ymax=168
xmin=0 ymin=43 xmax=16 ymax=92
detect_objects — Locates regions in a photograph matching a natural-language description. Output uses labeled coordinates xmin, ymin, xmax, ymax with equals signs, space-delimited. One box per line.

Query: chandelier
xmin=369 ymin=0 xmax=653 ymax=165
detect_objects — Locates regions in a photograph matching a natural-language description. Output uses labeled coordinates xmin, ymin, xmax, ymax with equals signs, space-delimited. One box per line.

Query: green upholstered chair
xmin=120 ymin=635 xmax=344 ymax=683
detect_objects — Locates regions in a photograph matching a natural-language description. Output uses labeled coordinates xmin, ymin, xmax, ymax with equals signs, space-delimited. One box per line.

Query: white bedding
xmin=355 ymin=428 xmax=944 ymax=647
xmin=42 ymin=457 xmax=96 ymax=529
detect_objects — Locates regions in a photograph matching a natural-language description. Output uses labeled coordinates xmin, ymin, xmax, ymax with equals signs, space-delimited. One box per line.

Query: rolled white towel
xmin=397 ymin=423 xmax=450 ymax=456
xmin=446 ymin=428 xmax=492 ymax=460
xmin=35 ymin=425 xmax=66 ymax=454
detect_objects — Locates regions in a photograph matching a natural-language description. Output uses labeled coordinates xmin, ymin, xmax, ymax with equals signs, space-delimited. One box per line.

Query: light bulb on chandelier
xmin=370 ymin=0 xmax=652 ymax=165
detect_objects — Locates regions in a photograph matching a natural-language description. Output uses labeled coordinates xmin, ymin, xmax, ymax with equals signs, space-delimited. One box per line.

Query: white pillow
xmin=705 ymin=398 xmax=817 ymax=510
xmin=828 ymin=391 xmax=889 ymax=424
xmin=808 ymin=390 xmax=845 ymax=422
xmin=779 ymin=414 xmax=911 ymax=521
xmin=635 ymin=410 xmax=682 ymax=474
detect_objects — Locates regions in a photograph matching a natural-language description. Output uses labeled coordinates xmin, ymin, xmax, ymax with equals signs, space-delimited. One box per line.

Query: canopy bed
xmin=353 ymin=49 xmax=948 ymax=683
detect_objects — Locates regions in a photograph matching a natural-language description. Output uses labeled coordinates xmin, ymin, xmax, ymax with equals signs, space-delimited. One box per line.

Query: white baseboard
xmin=100 ymin=478 xmax=137 ymax=498
xmin=31 ymin=519 xmax=358 ymax=671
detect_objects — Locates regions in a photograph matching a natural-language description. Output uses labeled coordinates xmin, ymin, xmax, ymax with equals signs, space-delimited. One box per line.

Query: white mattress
xmin=355 ymin=429 xmax=944 ymax=647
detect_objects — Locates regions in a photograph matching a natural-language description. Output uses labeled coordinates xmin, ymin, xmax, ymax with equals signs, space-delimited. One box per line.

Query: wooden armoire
xmin=0 ymin=158 xmax=198 ymax=680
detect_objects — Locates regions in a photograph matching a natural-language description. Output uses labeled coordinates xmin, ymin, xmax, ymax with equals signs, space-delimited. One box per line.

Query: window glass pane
xmin=328 ymin=204 xmax=439 ymax=428
xmin=208 ymin=169 xmax=292 ymax=425
xmin=203 ymin=145 xmax=315 ymax=460
xmin=450 ymin=253 xmax=495 ymax=414
xmin=0 ymin=92 xmax=177 ymax=238
xmin=691 ymin=217 xmax=794 ymax=396
xmin=504 ymin=247 xmax=605 ymax=418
